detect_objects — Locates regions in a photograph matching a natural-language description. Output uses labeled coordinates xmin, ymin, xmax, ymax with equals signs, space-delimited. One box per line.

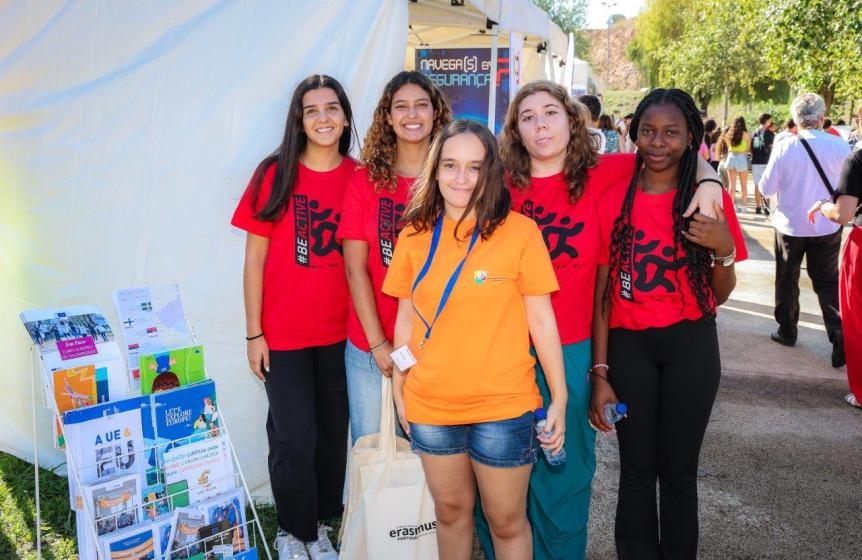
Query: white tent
xmin=406 ymin=0 xmax=571 ymax=129
xmin=0 ymin=0 xmax=569 ymax=504
xmin=0 ymin=0 xmax=407 ymax=500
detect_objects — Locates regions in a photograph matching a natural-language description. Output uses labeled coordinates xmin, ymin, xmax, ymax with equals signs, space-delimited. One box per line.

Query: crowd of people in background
xmin=230 ymin=75 xmax=860 ymax=560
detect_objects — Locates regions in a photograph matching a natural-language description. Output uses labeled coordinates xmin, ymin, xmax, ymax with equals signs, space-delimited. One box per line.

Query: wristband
xmin=589 ymin=369 xmax=609 ymax=383
xmin=245 ymin=332 xmax=264 ymax=341
xmin=369 ymin=340 xmax=387 ymax=352
xmin=591 ymin=363 xmax=609 ymax=371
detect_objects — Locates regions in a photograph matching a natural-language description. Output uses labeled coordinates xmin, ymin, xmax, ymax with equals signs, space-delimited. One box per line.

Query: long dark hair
xmin=250 ymin=75 xmax=356 ymax=221
xmin=360 ymin=71 xmax=451 ymax=192
xmin=501 ymin=80 xmax=599 ymax=204
xmin=402 ymin=120 xmax=510 ymax=241
xmin=728 ymin=116 xmax=747 ymax=146
xmin=603 ymin=88 xmax=716 ymax=319
xmin=704 ymin=119 xmax=717 ymax=147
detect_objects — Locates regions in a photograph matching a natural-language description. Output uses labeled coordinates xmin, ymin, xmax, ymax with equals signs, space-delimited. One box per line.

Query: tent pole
xmin=488 ymin=30 xmax=499 ymax=133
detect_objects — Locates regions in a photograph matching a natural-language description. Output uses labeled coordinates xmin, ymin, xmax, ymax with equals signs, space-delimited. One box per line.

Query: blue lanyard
xmin=411 ymin=215 xmax=480 ymax=349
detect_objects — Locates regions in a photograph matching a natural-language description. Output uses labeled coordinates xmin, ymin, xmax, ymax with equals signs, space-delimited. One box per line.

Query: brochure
xmin=52 ymin=361 xmax=129 ymax=448
xmin=113 ymin=284 xmax=194 ymax=382
xmin=63 ymin=395 xmax=152 ymax=509
xmin=20 ymin=305 xmax=124 ymax=403
xmin=167 ymin=507 xmax=208 ymax=559
xmin=139 ymin=345 xmax=205 ymax=395
xmin=83 ymin=472 xmax=143 ymax=536
xmin=152 ymin=380 xmax=219 ymax=466
xmin=202 ymin=489 xmax=248 ymax=554
xmin=99 ymin=522 xmax=157 ymax=559
xmin=163 ymin=435 xmax=235 ymax=508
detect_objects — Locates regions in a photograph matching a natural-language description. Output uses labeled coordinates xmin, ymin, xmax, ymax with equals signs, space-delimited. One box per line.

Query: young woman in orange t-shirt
xmin=382 ymin=120 xmax=568 ymax=560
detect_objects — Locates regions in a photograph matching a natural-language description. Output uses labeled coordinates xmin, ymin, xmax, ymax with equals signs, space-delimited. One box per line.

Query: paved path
xmin=586 ymin=208 xmax=862 ymax=559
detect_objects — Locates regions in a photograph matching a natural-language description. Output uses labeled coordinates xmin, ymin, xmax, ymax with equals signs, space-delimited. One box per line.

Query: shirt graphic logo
xmin=293 ymin=194 xmax=341 ymax=267
xmin=632 ymin=229 xmax=685 ymax=293
xmin=521 ymin=200 xmax=584 ymax=260
xmin=378 ymin=197 xmax=405 ymax=267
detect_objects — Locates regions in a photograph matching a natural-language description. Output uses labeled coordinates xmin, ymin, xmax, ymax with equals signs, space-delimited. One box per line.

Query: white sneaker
xmin=306 ymin=525 xmax=338 ymax=560
xmin=275 ymin=528 xmax=310 ymax=560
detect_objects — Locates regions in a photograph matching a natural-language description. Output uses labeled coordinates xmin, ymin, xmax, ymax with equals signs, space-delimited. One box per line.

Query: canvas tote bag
xmin=338 ymin=378 xmax=438 ymax=560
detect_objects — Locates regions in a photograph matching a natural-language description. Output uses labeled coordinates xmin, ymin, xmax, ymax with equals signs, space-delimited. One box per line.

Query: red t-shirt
xmin=509 ymin=153 xmax=636 ymax=344
xmin=598 ymin=185 xmax=748 ymax=330
xmin=231 ymin=157 xmax=354 ymax=350
xmin=336 ymin=167 xmax=413 ymax=351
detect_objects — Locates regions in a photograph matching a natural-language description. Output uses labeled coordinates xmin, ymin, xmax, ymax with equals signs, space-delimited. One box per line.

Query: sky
xmin=585 ymin=0 xmax=646 ymax=30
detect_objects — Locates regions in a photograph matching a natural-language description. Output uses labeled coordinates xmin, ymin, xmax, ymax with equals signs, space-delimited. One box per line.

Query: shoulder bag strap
xmin=798 ymin=137 xmax=837 ymax=200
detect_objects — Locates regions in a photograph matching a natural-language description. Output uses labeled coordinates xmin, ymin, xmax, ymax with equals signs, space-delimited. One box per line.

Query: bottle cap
xmin=616 ymin=403 xmax=628 ymax=415
xmin=534 ymin=407 xmax=547 ymax=421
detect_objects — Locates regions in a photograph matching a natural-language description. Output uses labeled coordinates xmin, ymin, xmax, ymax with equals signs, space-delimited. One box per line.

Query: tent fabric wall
xmin=0 ymin=0 xmax=407 ymax=499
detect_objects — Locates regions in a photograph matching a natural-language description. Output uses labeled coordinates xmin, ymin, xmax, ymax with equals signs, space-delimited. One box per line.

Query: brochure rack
xmin=29 ymin=325 xmax=273 ymax=560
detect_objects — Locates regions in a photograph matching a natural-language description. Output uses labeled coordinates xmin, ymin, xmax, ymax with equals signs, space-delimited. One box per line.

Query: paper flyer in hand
xmin=83 ymin=472 xmax=143 ymax=536
xmin=163 ymin=435 xmax=235 ymax=508
xmin=139 ymin=345 xmax=205 ymax=395
xmin=113 ymin=284 xmax=194 ymax=381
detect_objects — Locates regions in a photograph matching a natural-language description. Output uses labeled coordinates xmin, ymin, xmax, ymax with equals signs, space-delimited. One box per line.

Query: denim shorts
xmin=409 ymin=411 xmax=538 ymax=468
xmin=726 ymin=153 xmax=749 ymax=171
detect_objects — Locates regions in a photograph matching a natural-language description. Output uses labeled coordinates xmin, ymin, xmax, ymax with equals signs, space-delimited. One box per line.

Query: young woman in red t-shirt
xmin=337 ymin=71 xmax=451 ymax=445
xmin=590 ymin=89 xmax=748 ymax=559
xmin=231 ymin=74 xmax=356 ymax=560
xmin=475 ymin=80 xmax=724 ymax=560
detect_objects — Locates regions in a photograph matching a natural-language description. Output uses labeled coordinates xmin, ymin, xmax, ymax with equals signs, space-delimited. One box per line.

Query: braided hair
xmin=603 ymin=88 xmax=716 ymax=320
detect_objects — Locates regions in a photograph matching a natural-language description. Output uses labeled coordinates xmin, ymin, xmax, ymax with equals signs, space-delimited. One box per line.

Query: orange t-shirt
xmin=382 ymin=211 xmax=559 ymax=425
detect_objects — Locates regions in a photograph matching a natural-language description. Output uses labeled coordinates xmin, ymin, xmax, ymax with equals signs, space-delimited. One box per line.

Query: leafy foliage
xmin=628 ymin=0 xmax=862 ymax=112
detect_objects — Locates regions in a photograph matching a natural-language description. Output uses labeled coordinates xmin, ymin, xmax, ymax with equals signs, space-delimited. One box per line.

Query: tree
xmin=627 ymin=0 xmax=696 ymax=88
xmin=660 ymin=0 xmax=771 ymax=119
xmin=762 ymin=0 xmax=862 ymax=111
xmin=533 ymin=0 xmax=592 ymax=64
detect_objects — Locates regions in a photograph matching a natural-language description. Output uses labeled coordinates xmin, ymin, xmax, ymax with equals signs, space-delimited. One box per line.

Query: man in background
xmin=759 ymin=93 xmax=850 ymax=368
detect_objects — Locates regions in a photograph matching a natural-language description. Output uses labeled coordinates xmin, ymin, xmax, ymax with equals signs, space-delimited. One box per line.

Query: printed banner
xmin=416 ymin=48 xmax=510 ymax=135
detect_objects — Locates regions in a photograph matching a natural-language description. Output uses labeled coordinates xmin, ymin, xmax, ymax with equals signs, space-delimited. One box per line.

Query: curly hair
xmin=603 ymin=88 xmax=716 ymax=320
xmin=501 ymin=80 xmax=599 ymax=204
xmin=401 ymin=120 xmax=511 ymax=241
xmin=359 ymin=71 xmax=451 ymax=193
xmin=727 ymin=116 xmax=747 ymax=147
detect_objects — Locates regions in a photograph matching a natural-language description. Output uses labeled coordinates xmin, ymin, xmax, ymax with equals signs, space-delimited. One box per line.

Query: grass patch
xmin=0 ymin=452 xmax=77 ymax=560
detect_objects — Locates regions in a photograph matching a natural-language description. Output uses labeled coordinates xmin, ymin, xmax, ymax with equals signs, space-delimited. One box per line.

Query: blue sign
xmin=416 ymin=48 xmax=510 ymax=135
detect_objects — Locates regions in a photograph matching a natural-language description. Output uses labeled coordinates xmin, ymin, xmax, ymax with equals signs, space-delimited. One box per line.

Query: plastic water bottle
xmin=604 ymin=402 xmax=628 ymax=424
xmin=534 ymin=407 xmax=566 ymax=466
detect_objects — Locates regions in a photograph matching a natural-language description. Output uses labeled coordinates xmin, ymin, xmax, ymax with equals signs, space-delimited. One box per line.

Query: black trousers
xmin=774 ymin=229 xmax=842 ymax=342
xmin=608 ymin=319 xmax=721 ymax=560
xmin=264 ymin=340 xmax=349 ymax=541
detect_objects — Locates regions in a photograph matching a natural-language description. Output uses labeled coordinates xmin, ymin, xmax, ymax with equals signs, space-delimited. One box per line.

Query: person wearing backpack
xmin=751 ymin=113 xmax=776 ymax=215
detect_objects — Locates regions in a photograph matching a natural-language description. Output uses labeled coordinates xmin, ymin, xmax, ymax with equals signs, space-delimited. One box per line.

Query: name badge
xmin=390 ymin=345 xmax=418 ymax=371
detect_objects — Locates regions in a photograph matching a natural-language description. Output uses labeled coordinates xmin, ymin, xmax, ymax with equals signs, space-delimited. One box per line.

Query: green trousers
xmin=475 ymin=339 xmax=596 ymax=560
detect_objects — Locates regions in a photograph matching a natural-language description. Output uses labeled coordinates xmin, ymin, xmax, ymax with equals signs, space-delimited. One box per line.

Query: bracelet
xmin=589 ymin=369 xmax=610 ymax=383
xmin=696 ymin=178 xmax=723 ymax=188
xmin=369 ymin=340 xmax=387 ymax=352
xmin=245 ymin=332 xmax=264 ymax=341
xmin=591 ymin=363 xmax=609 ymax=371
xmin=711 ymin=246 xmax=736 ymax=261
